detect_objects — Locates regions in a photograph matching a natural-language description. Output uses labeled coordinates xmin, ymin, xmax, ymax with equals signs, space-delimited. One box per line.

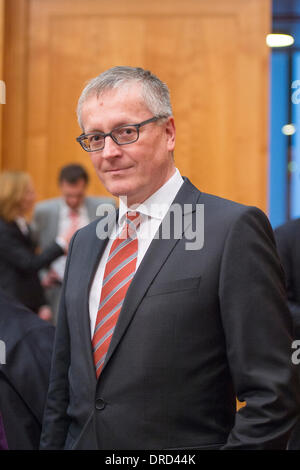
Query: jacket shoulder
xmin=85 ymin=196 xmax=116 ymax=207
xmin=183 ymin=178 xmax=260 ymax=218
xmin=198 ymin=191 xmax=268 ymax=226
xmin=34 ymin=198 xmax=61 ymax=213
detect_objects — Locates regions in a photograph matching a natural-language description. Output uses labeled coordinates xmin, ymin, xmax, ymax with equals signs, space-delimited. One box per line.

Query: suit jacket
xmin=274 ymin=219 xmax=300 ymax=449
xmin=0 ymin=414 xmax=8 ymax=450
xmin=0 ymin=217 xmax=64 ymax=312
xmin=274 ymin=218 xmax=300 ymax=338
xmin=40 ymin=179 xmax=299 ymax=450
xmin=32 ymin=196 xmax=116 ymax=250
xmin=0 ymin=290 xmax=55 ymax=449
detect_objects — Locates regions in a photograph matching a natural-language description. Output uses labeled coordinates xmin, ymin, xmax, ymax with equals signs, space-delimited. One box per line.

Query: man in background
xmin=32 ymin=163 xmax=115 ymax=323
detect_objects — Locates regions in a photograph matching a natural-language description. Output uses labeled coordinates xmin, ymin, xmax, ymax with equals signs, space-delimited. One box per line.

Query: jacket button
xmin=95 ymin=398 xmax=106 ymax=410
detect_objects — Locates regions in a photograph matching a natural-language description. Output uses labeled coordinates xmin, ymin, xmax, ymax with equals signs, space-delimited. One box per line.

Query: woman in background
xmin=0 ymin=171 xmax=65 ymax=320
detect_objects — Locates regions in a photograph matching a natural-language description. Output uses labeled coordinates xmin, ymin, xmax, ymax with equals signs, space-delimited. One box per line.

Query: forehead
xmin=80 ymin=84 xmax=151 ymax=130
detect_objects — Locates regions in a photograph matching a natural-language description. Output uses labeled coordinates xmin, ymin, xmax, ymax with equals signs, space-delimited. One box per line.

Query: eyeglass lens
xmin=83 ymin=126 xmax=138 ymax=151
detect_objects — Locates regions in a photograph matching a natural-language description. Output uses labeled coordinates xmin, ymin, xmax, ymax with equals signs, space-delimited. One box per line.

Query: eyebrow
xmin=85 ymin=120 xmax=138 ymax=134
xmin=84 ymin=129 xmax=105 ymax=134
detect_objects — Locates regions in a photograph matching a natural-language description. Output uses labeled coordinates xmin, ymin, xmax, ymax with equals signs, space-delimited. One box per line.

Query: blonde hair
xmin=0 ymin=171 xmax=31 ymax=221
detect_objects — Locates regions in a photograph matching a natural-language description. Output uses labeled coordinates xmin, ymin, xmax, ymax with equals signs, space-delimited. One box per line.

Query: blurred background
xmin=270 ymin=0 xmax=300 ymax=227
xmin=0 ymin=0 xmax=298 ymax=228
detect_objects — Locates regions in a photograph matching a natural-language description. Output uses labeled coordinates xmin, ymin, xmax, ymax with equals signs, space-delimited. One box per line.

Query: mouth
xmin=106 ymin=167 xmax=133 ymax=174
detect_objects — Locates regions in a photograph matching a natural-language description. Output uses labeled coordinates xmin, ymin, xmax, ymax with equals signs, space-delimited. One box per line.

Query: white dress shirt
xmin=15 ymin=217 xmax=30 ymax=236
xmin=89 ymin=168 xmax=184 ymax=336
xmin=51 ymin=201 xmax=90 ymax=280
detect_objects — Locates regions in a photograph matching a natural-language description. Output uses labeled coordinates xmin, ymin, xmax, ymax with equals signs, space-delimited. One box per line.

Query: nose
xmin=101 ymin=135 xmax=122 ymax=159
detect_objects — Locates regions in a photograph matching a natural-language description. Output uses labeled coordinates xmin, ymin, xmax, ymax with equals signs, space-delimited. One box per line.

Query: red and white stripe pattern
xmin=92 ymin=212 xmax=140 ymax=378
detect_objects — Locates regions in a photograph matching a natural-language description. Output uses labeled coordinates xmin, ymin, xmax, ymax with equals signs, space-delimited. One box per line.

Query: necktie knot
xmin=123 ymin=211 xmax=140 ymax=239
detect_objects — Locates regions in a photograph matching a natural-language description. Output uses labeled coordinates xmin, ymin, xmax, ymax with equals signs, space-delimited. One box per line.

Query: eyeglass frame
xmin=76 ymin=115 xmax=167 ymax=152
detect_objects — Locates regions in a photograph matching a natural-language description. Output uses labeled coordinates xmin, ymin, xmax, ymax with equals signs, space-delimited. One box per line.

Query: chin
xmin=105 ymin=181 xmax=134 ymax=199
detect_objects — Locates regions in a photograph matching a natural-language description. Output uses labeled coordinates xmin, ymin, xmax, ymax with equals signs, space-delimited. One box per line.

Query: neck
xmin=125 ymin=166 xmax=176 ymax=208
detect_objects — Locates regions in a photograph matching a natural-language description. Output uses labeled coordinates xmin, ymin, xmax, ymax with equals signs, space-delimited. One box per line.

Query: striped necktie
xmin=69 ymin=208 xmax=80 ymax=234
xmin=92 ymin=211 xmax=140 ymax=378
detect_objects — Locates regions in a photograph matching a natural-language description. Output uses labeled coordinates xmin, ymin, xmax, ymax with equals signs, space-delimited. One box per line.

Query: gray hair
xmin=77 ymin=66 xmax=173 ymax=129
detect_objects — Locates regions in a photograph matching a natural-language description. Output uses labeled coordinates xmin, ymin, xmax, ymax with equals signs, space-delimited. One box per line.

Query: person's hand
xmin=60 ymin=226 xmax=77 ymax=254
xmin=38 ymin=305 xmax=53 ymax=322
xmin=41 ymin=269 xmax=60 ymax=288
xmin=56 ymin=235 xmax=70 ymax=255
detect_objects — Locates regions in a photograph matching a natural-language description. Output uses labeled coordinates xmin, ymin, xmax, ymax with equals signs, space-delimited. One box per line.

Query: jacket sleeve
xmin=39 ymin=233 xmax=76 ymax=450
xmin=0 ymin=224 xmax=63 ymax=274
xmin=219 ymin=207 xmax=300 ymax=449
xmin=30 ymin=206 xmax=43 ymax=245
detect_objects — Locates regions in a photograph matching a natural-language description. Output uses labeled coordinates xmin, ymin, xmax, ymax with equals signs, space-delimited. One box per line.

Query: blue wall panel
xmin=269 ymin=52 xmax=289 ymax=228
xmin=290 ymin=52 xmax=300 ymax=219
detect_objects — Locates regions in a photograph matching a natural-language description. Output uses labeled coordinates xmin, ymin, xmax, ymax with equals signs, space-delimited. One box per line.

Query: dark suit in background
xmin=0 ymin=290 xmax=55 ymax=449
xmin=0 ymin=217 xmax=63 ymax=312
xmin=274 ymin=218 xmax=300 ymax=338
xmin=274 ymin=218 xmax=300 ymax=449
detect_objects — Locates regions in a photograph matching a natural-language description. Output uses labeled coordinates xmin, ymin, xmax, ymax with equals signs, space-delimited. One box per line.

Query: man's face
xmin=80 ymin=85 xmax=176 ymax=206
xmin=59 ymin=179 xmax=87 ymax=210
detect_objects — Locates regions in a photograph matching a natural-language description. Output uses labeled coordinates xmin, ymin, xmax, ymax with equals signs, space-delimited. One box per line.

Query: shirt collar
xmin=60 ymin=199 xmax=84 ymax=215
xmin=118 ymin=168 xmax=184 ymax=226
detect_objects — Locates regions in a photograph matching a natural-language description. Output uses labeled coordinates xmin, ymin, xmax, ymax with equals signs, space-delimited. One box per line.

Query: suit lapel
xmin=101 ymin=178 xmax=201 ymax=375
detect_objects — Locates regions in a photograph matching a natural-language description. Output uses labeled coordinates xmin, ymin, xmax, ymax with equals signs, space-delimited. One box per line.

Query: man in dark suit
xmin=274 ymin=219 xmax=300 ymax=449
xmin=32 ymin=163 xmax=116 ymax=322
xmin=0 ymin=289 xmax=55 ymax=449
xmin=40 ymin=66 xmax=299 ymax=450
xmin=274 ymin=218 xmax=300 ymax=339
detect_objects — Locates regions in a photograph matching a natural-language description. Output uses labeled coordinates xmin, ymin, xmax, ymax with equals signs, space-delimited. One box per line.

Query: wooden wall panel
xmin=2 ymin=0 xmax=270 ymax=210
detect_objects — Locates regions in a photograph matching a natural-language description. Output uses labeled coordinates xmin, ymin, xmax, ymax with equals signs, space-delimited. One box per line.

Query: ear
xmin=165 ymin=117 xmax=176 ymax=152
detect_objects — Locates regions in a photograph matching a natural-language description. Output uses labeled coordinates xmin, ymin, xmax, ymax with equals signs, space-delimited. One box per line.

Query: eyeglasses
xmin=76 ymin=115 xmax=166 ymax=152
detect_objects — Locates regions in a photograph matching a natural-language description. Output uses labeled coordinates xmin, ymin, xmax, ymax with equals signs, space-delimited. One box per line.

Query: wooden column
xmin=2 ymin=0 xmax=28 ymax=170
